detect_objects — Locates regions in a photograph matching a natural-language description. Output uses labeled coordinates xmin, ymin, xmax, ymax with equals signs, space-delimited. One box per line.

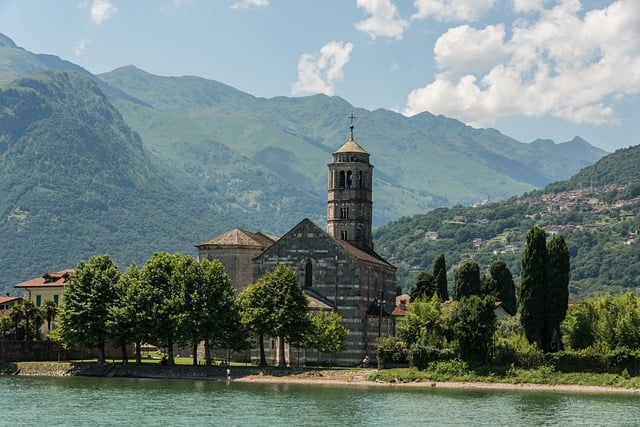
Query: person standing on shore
xmin=226 ymin=368 xmax=231 ymax=380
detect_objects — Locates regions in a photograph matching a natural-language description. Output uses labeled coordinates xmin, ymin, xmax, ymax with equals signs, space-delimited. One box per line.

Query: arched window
xmin=341 ymin=230 xmax=348 ymax=240
xmin=304 ymin=262 xmax=313 ymax=288
xmin=357 ymin=171 xmax=363 ymax=188
xmin=346 ymin=171 xmax=353 ymax=188
xmin=339 ymin=171 xmax=346 ymax=188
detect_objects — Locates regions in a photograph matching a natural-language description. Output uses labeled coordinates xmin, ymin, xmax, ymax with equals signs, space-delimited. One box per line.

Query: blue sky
xmin=0 ymin=0 xmax=638 ymax=151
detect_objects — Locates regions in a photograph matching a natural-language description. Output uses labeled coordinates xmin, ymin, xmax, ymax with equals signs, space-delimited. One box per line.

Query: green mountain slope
xmin=373 ymin=145 xmax=640 ymax=298
xmin=99 ymin=65 xmax=607 ymax=226
xmin=0 ymin=71 xmax=236 ymax=294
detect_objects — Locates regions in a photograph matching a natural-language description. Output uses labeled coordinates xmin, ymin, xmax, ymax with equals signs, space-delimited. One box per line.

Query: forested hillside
xmin=374 ymin=145 xmax=640 ymax=299
xmin=0 ymin=72 xmax=235 ymax=294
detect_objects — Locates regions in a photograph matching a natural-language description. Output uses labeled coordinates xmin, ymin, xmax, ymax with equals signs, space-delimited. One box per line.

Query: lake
xmin=1 ymin=376 xmax=639 ymax=426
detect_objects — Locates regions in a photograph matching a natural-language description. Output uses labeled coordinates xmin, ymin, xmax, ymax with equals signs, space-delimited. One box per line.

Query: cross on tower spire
xmin=348 ymin=114 xmax=356 ymax=140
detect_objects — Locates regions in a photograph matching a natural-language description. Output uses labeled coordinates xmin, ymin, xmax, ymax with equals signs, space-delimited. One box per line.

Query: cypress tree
xmin=485 ymin=260 xmax=516 ymax=315
xmin=519 ymin=227 xmax=549 ymax=351
xmin=433 ymin=254 xmax=449 ymax=302
xmin=547 ymin=234 xmax=570 ymax=351
xmin=453 ymin=261 xmax=481 ymax=300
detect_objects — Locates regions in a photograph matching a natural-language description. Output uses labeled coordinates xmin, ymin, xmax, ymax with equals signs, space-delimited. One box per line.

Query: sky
xmin=0 ymin=0 xmax=638 ymax=152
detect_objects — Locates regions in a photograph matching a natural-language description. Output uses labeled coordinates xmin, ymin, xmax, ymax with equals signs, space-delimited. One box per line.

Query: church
xmin=196 ymin=120 xmax=396 ymax=366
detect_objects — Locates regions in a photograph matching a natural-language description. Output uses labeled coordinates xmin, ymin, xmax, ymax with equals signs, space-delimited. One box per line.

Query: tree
xmin=43 ymin=300 xmax=57 ymax=335
xmin=453 ymin=262 xmax=481 ymax=300
xmin=239 ymin=276 xmax=273 ymax=367
xmin=481 ymin=261 xmax=516 ymax=315
xmin=0 ymin=315 xmax=12 ymax=339
xmin=396 ymin=294 xmax=448 ymax=349
xmin=307 ymin=310 xmax=348 ymax=365
xmin=140 ymin=252 xmax=185 ymax=366
xmin=409 ymin=272 xmax=436 ymax=301
xmin=450 ymin=295 xmax=496 ymax=363
xmin=433 ymin=254 xmax=449 ymax=302
xmin=58 ymin=255 xmax=121 ymax=363
xmin=240 ymin=264 xmax=312 ymax=367
xmin=179 ymin=258 xmax=241 ymax=366
xmin=106 ymin=264 xmax=144 ymax=365
xmin=547 ymin=235 xmax=570 ymax=351
xmin=519 ymin=227 xmax=549 ymax=351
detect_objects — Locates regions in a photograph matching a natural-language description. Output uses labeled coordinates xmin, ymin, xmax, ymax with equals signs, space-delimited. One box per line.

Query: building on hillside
xmin=197 ymin=120 xmax=396 ymax=366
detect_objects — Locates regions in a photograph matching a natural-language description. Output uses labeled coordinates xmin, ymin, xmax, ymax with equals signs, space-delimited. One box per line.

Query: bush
xmin=376 ymin=337 xmax=408 ymax=365
xmin=408 ymin=344 xmax=455 ymax=370
xmin=426 ymin=359 xmax=470 ymax=379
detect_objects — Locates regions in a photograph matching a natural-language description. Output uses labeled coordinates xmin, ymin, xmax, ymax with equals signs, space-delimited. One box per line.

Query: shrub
xmin=408 ymin=344 xmax=455 ymax=370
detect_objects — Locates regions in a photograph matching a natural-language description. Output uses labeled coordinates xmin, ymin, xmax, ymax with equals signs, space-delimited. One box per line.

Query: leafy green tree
xmin=409 ymin=272 xmax=436 ymax=301
xmin=0 ymin=315 xmax=12 ymax=339
xmin=453 ymin=262 xmax=481 ymax=300
xmin=58 ymin=255 xmax=121 ymax=363
xmin=239 ymin=277 xmax=273 ymax=367
xmin=270 ymin=265 xmax=312 ymax=367
xmin=307 ymin=310 xmax=349 ymax=365
xmin=396 ymin=295 xmax=448 ymax=349
xmin=179 ymin=258 xmax=241 ymax=366
xmin=481 ymin=261 xmax=516 ymax=315
xmin=519 ymin=227 xmax=549 ymax=351
xmin=140 ymin=252 xmax=185 ymax=365
xmin=433 ymin=254 xmax=449 ymax=301
xmin=547 ymin=235 xmax=570 ymax=351
xmin=562 ymin=303 xmax=595 ymax=350
xmin=9 ymin=304 xmax=22 ymax=340
xmin=106 ymin=264 xmax=144 ymax=365
xmin=450 ymin=295 xmax=496 ymax=363
xmin=43 ymin=300 xmax=57 ymax=335
xmin=240 ymin=264 xmax=312 ymax=367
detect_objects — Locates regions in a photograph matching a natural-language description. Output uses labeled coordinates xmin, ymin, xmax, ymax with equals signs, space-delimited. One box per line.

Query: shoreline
xmin=4 ymin=362 xmax=640 ymax=394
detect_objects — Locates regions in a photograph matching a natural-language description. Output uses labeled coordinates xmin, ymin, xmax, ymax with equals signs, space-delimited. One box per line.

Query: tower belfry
xmin=327 ymin=116 xmax=374 ymax=251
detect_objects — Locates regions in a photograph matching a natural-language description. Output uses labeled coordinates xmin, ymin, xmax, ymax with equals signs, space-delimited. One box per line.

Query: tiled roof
xmin=196 ymin=229 xmax=277 ymax=248
xmin=0 ymin=296 xmax=21 ymax=304
xmin=334 ymin=138 xmax=368 ymax=154
xmin=335 ymin=238 xmax=395 ymax=270
xmin=14 ymin=269 xmax=75 ymax=288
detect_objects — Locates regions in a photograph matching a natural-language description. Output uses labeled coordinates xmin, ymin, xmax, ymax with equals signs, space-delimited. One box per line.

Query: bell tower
xmin=327 ymin=116 xmax=374 ymax=252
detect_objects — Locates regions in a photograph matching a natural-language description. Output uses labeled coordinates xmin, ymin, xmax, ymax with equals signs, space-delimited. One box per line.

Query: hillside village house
xmin=197 ymin=121 xmax=397 ymax=366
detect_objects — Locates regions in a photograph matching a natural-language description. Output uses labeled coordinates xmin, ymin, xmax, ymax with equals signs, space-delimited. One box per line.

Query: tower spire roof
xmin=334 ymin=114 xmax=368 ymax=154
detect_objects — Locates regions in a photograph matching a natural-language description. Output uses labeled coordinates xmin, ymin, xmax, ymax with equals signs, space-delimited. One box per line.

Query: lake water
xmin=1 ymin=376 xmax=639 ymax=426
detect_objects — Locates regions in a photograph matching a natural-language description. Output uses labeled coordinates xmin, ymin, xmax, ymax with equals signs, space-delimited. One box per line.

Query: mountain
xmin=373 ymin=145 xmax=640 ymax=298
xmin=99 ymin=65 xmax=607 ymax=227
xmin=0 ymin=71 xmax=235 ymax=294
xmin=0 ymin=33 xmax=612 ymax=295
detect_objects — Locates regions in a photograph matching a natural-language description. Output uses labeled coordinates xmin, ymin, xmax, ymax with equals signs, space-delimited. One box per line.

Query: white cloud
xmin=82 ymin=0 xmax=117 ymax=25
xmin=73 ymin=38 xmax=91 ymax=56
xmin=512 ymin=0 xmax=545 ymax=13
xmin=434 ymin=24 xmax=508 ymax=76
xmin=355 ymin=0 xmax=409 ymax=40
xmin=404 ymin=0 xmax=640 ymax=127
xmin=229 ymin=0 xmax=269 ymax=9
xmin=412 ymin=0 xmax=496 ymax=22
xmin=292 ymin=41 xmax=354 ymax=96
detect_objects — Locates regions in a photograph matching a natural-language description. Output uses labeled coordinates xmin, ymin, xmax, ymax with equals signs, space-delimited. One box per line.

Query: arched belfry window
xmin=339 ymin=171 xmax=346 ymax=188
xmin=304 ymin=262 xmax=313 ymax=288
xmin=341 ymin=230 xmax=348 ymax=240
xmin=357 ymin=171 xmax=363 ymax=188
xmin=346 ymin=171 xmax=353 ymax=188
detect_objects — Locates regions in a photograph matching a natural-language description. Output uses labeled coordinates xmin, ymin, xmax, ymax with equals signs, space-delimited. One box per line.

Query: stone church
xmin=196 ymin=122 xmax=396 ymax=366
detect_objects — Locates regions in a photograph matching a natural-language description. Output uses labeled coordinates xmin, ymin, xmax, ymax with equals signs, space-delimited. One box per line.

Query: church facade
xmin=196 ymin=122 xmax=396 ymax=366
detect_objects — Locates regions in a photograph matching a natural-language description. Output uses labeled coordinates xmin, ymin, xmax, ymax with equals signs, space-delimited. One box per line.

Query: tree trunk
xmin=258 ymin=333 xmax=267 ymax=367
xmin=135 ymin=341 xmax=142 ymax=365
xmin=167 ymin=336 xmax=175 ymax=365
xmin=120 ymin=341 xmax=128 ymax=366
xmin=204 ymin=338 xmax=212 ymax=367
xmin=97 ymin=339 xmax=106 ymax=364
xmin=278 ymin=336 xmax=286 ymax=368
xmin=192 ymin=342 xmax=198 ymax=366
